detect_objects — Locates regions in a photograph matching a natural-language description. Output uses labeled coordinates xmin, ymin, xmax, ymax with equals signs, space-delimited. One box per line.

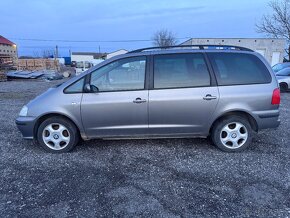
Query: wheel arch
xmin=33 ymin=113 xmax=83 ymax=139
xmin=279 ymin=82 xmax=288 ymax=90
xmin=209 ymin=110 xmax=258 ymax=134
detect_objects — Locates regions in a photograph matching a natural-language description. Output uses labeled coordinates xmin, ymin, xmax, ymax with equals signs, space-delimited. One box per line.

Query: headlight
xmin=19 ymin=105 xmax=28 ymax=117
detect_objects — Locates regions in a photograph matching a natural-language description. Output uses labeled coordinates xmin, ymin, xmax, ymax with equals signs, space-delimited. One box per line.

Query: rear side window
xmin=153 ymin=53 xmax=211 ymax=89
xmin=208 ymin=53 xmax=271 ymax=85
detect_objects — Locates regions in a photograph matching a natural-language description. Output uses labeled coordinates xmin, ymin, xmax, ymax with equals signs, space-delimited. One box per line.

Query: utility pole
xmin=55 ymin=45 xmax=59 ymax=59
xmin=55 ymin=45 xmax=59 ymax=71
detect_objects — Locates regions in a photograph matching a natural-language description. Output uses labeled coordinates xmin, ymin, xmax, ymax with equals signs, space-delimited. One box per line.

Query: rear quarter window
xmin=208 ymin=53 xmax=271 ymax=85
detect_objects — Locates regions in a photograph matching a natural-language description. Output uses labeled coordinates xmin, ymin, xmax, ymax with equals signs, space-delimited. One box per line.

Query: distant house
xmin=181 ymin=38 xmax=286 ymax=66
xmin=0 ymin=35 xmax=17 ymax=69
xmin=71 ymin=52 xmax=105 ymax=62
xmin=106 ymin=49 xmax=128 ymax=59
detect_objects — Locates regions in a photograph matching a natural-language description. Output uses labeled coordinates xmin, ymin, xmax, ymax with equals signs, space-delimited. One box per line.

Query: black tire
xmin=280 ymin=83 xmax=288 ymax=93
xmin=37 ymin=116 xmax=79 ymax=153
xmin=211 ymin=115 xmax=253 ymax=152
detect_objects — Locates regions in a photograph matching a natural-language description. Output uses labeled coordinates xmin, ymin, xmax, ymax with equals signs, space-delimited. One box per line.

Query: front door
xmin=149 ymin=53 xmax=219 ymax=135
xmin=81 ymin=56 xmax=148 ymax=138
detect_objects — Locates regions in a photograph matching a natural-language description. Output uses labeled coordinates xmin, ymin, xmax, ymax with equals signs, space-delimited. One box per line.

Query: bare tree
xmin=33 ymin=51 xmax=40 ymax=58
xmin=32 ymin=49 xmax=54 ymax=58
xmin=152 ymin=29 xmax=177 ymax=47
xmin=42 ymin=49 xmax=54 ymax=58
xmin=256 ymin=0 xmax=290 ymax=60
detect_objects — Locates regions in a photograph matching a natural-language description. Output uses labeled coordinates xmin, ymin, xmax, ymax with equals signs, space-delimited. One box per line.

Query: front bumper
xmin=15 ymin=116 xmax=36 ymax=139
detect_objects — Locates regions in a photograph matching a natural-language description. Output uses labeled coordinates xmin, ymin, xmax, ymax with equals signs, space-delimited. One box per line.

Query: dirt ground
xmin=0 ymin=79 xmax=290 ymax=217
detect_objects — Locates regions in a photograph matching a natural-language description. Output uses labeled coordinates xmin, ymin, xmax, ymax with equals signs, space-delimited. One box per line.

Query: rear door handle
xmin=133 ymin=97 xmax=147 ymax=104
xmin=203 ymin=94 xmax=217 ymax=100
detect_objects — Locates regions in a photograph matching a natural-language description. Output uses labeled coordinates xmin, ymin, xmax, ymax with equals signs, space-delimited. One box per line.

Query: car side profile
xmin=16 ymin=45 xmax=281 ymax=153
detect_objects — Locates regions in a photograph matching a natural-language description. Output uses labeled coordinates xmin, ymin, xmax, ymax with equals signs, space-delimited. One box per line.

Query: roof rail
xmin=129 ymin=44 xmax=254 ymax=53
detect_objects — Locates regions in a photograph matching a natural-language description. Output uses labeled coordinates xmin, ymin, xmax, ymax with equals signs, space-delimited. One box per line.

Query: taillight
xmin=271 ymin=88 xmax=280 ymax=105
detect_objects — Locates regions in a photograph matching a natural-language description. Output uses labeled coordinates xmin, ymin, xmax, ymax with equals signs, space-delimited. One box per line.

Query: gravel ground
xmin=0 ymin=79 xmax=290 ymax=217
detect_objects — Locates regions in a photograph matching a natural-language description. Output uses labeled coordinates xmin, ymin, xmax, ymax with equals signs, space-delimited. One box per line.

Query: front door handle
xmin=203 ymin=94 xmax=217 ymax=100
xmin=133 ymin=97 xmax=147 ymax=104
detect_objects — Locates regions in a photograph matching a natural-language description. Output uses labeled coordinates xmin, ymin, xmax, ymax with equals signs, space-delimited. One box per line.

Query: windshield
xmin=272 ymin=64 xmax=283 ymax=72
xmin=276 ymin=68 xmax=290 ymax=76
xmin=76 ymin=62 xmax=84 ymax=68
xmin=84 ymin=62 xmax=91 ymax=68
xmin=272 ymin=63 xmax=290 ymax=72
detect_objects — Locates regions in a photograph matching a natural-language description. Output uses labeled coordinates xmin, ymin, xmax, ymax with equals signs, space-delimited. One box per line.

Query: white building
xmin=71 ymin=52 xmax=105 ymax=75
xmin=106 ymin=49 xmax=128 ymax=59
xmin=71 ymin=52 xmax=105 ymax=62
xmin=181 ymin=38 xmax=286 ymax=66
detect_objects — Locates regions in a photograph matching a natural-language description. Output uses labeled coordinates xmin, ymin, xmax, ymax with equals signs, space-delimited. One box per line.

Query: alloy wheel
xmin=42 ymin=123 xmax=71 ymax=150
xmin=220 ymin=122 xmax=248 ymax=149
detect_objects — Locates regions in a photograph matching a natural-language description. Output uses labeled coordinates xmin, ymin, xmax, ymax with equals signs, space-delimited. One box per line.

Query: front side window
xmin=90 ymin=56 xmax=146 ymax=92
xmin=153 ymin=53 xmax=211 ymax=89
xmin=208 ymin=53 xmax=271 ymax=85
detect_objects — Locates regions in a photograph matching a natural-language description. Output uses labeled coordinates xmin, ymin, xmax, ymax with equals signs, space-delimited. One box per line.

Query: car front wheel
xmin=37 ymin=117 xmax=79 ymax=153
xmin=211 ymin=115 xmax=253 ymax=152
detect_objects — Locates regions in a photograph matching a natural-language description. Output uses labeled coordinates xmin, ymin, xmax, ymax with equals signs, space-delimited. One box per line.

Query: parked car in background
xmin=272 ymin=62 xmax=290 ymax=73
xmin=16 ymin=45 xmax=280 ymax=153
xmin=275 ymin=68 xmax=290 ymax=92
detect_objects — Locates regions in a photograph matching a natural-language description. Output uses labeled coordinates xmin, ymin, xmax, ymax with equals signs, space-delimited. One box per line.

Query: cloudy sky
xmin=0 ymin=0 xmax=271 ymax=56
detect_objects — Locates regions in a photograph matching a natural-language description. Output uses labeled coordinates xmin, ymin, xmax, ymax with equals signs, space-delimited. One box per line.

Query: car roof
xmin=116 ymin=48 xmax=254 ymax=59
xmin=111 ymin=45 xmax=254 ymax=58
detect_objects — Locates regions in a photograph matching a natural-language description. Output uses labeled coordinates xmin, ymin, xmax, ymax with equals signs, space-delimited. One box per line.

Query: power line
xmin=10 ymin=37 xmax=190 ymax=43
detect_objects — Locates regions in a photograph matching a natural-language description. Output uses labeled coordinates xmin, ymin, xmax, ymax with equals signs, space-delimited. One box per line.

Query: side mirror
xmin=84 ymin=84 xmax=99 ymax=93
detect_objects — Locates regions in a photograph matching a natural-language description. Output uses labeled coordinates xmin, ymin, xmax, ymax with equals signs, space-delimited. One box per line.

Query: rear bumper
xmin=253 ymin=110 xmax=280 ymax=130
xmin=15 ymin=116 xmax=36 ymax=139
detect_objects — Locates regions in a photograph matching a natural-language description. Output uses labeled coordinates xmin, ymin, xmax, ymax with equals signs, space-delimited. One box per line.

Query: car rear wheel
xmin=211 ymin=115 xmax=253 ymax=152
xmin=279 ymin=83 xmax=288 ymax=92
xmin=37 ymin=117 xmax=79 ymax=153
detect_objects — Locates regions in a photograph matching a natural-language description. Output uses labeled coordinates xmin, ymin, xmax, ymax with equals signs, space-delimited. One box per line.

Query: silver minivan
xmin=16 ymin=45 xmax=281 ymax=153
